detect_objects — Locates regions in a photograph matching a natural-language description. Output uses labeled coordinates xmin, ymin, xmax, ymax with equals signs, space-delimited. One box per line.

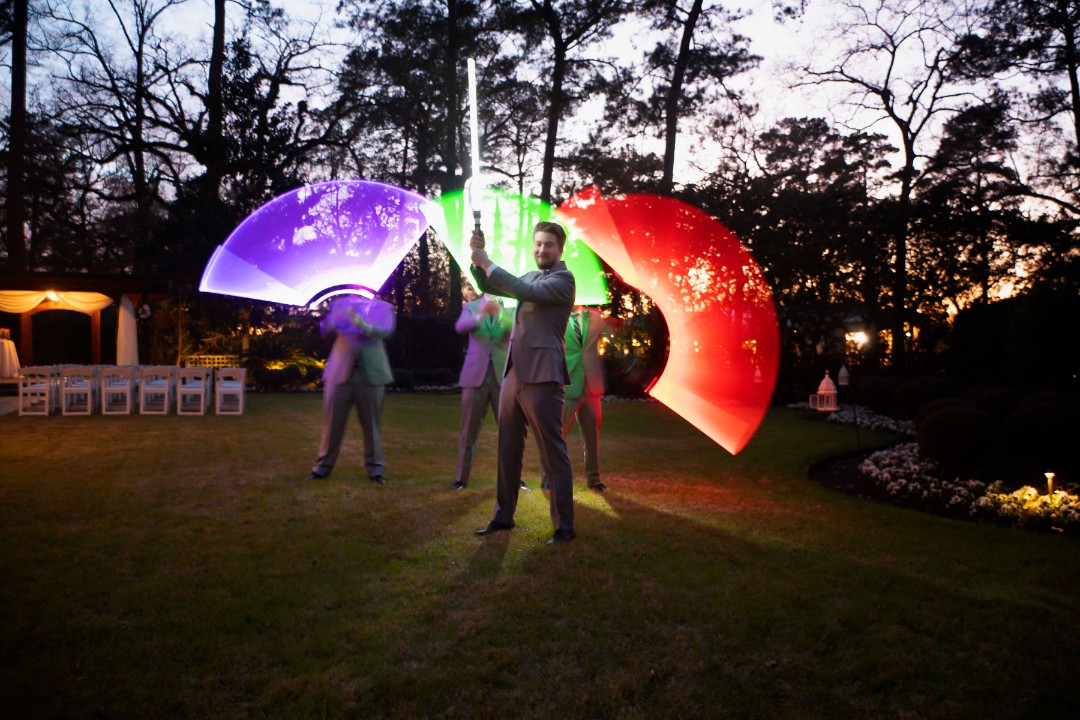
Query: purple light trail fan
xmin=199 ymin=180 xmax=438 ymax=306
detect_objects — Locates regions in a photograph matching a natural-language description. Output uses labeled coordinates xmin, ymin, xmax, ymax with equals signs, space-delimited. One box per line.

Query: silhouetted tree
xmin=496 ymin=0 xmax=632 ymax=203
xmin=2 ymin=0 xmax=28 ymax=272
xmin=913 ymin=93 xmax=1029 ymax=312
xmin=954 ymin=0 xmax=1080 ymax=215
xmin=801 ymin=0 xmax=972 ymax=372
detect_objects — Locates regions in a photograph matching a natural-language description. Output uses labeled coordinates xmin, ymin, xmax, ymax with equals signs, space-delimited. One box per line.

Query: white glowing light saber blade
xmin=467 ymin=58 xmax=482 ymax=232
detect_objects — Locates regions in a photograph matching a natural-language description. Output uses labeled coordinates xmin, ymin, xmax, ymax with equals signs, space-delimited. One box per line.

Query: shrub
xmin=254 ymin=367 xmax=289 ymax=392
xmin=391 ymin=368 xmax=414 ymax=390
xmin=967 ymin=386 xmax=1024 ymax=420
xmin=1002 ymin=401 xmax=1080 ymax=478
xmin=283 ymin=364 xmax=303 ymax=386
xmin=426 ymin=368 xmax=455 ymax=387
xmin=891 ymin=378 xmax=931 ymax=420
xmin=858 ymin=376 xmax=902 ymax=416
xmin=926 ymin=375 xmax=966 ymax=400
xmin=917 ymin=404 xmax=1000 ymax=477
xmin=1017 ymin=391 xmax=1080 ymax=411
xmin=915 ymin=396 xmax=970 ymax=428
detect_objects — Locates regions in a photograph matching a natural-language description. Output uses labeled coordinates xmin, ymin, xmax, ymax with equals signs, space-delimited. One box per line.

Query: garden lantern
xmin=1045 ymin=471 xmax=1055 ymax=495
xmin=809 ymin=371 xmax=838 ymax=412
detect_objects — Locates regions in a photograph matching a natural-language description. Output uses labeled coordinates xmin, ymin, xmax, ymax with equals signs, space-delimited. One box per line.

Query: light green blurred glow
xmin=434 ymin=187 xmax=609 ymax=307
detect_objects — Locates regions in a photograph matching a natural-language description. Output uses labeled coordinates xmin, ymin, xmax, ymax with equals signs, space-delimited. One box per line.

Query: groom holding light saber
xmin=465 ymin=59 xmax=578 ymax=544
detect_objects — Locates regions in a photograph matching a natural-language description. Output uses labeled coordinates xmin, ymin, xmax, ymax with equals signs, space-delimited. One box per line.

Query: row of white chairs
xmin=17 ymin=365 xmax=247 ymax=417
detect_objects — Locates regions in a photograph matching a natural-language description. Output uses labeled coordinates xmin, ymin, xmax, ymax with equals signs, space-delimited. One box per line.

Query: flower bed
xmin=786 ymin=402 xmax=916 ymax=437
xmin=827 ymin=405 xmax=916 ymax=436
xmin=859 ymin=443 xmax=1080 ymax=532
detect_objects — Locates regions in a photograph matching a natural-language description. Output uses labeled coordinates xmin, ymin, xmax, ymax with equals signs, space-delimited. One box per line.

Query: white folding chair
xmin=61 ymin=366 xmax=98 ymax=416
xmin=215 ymin=367 xmax=246 ymax=415
xmin=18 ymin=366 xmax=57 ymax=416
xmin=100 ymin=366 xmax=136 ymax=415
xmin=177 ymin=366 xmax=212 ymax=416
xmin=139 ymin=366 xmax=175 ymax=415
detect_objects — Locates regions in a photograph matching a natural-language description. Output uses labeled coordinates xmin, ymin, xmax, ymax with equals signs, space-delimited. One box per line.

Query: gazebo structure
xmin=0 ymin=273 xmax=166 ymax=367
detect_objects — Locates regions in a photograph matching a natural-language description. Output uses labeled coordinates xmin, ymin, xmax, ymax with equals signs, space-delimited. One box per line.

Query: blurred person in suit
xmin=451 ymin=288 xmax=512 ymax=489
xmin=469 ymin=221 xmax=578 ymax=544
xmin=542 ymin=304 xmax=607 ymax=492
xmin=305 ymin=294 xmax=395 ymax=484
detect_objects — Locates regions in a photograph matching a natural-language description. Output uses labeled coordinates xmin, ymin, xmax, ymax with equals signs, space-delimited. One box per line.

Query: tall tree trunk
xmin=6 ymin=0 xmax=29 ymax=273
xmin=540 ymin=42 xmax=567 ymax=204
xmin=893 ymin=143 xmax=916 ymax=374
xmin=662 ymin=0 xmax=704 ymax=193
xmin=443 ymin=0 xmax=462 ymax=191
xmin=203 ymin=0 xmax=227 ymax=201
xmin=133 ymin=39 xmax=151 ymax=274
xmin=443 ymin=0 xmax=463 ymax=316
xmin=414 ymin=129 xmax=432 ymax=312
xmin=1056 ymin=0 xmax=1080 ymax=149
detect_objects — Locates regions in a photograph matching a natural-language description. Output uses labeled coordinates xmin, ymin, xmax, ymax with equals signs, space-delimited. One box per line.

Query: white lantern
xmin=809 ymin=371 xmax=838 ymax=412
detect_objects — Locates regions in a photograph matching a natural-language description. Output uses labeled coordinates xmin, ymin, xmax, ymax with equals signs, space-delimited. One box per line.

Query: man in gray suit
xmin=451 ymin=289 xmax=512 ymax=490
xmin=470 ymin=221 xmax=578 ymax=544
xmin=305 ymin=294 xmax=395 ymax=483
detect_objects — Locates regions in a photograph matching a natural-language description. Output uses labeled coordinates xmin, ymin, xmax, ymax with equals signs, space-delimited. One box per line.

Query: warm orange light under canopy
xmin=557 ymin=187 xmax=780 ymax=455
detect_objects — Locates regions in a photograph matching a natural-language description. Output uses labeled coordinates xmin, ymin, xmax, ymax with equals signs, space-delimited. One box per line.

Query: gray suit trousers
xmin=456 ymin=363 xmax=500 ymax=485
xmin=493 ymin=365 xmax=574 ymax=532
xmin=313 ymin=368 xmax=386 ymax=478
xmin=564 ymin=393 xmax=602 ymax=486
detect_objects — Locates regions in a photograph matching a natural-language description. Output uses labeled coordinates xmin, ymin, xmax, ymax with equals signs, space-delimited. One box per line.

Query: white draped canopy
xmin=0 ymin=290 xmax=114 ymax=314
xmin=117 ymin=295 xmax=139 ymax=365
xmin=0 ymin=290 xmax=139 ymax=365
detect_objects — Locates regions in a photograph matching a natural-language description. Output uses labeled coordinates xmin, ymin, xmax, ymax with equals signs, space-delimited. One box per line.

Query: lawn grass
xmin=1 ymin=394 xmax=1077 ymax=719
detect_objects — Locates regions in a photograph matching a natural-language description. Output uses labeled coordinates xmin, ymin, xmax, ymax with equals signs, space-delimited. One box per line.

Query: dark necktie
xmin=572 ymin=312 xmax=583 ymax=344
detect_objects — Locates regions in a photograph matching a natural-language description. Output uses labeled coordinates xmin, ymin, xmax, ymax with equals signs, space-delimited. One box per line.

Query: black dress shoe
xmin=304 ymin=472 xmax=327 ymax=481
xmin=547 ymin=529 xmax=576 ymax=545
xmin=589 ymin=482 xmax=607 ymax=493
xmin=451 ymin=481 xmax=467 ymax=490
xmin=540 ymin=479 xmax=551 ymax=490
xmin=475 ymin=520 xmax=515 ymax=536
xmin=370 ymin=475 xmax=385 ymax=484
xmin=519 ymin=480 xmax=531 ymax=491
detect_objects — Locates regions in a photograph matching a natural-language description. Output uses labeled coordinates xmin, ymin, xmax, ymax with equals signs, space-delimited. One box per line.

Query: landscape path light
xmin=837 ymin=365 xmax=860 ymax=450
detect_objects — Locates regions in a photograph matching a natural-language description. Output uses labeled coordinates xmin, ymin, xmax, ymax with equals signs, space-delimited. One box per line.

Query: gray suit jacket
xmin=471 ymin=261 xmax=575 ymax=385
xmin=456 ymin=296 xmax=512 ymax=387
xmin=320 ymin=295 xmax=395 ymax=389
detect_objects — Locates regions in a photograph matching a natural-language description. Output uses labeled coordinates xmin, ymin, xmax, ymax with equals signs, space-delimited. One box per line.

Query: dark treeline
xmin=1 ymin=0 xmax=1078 ymax=397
